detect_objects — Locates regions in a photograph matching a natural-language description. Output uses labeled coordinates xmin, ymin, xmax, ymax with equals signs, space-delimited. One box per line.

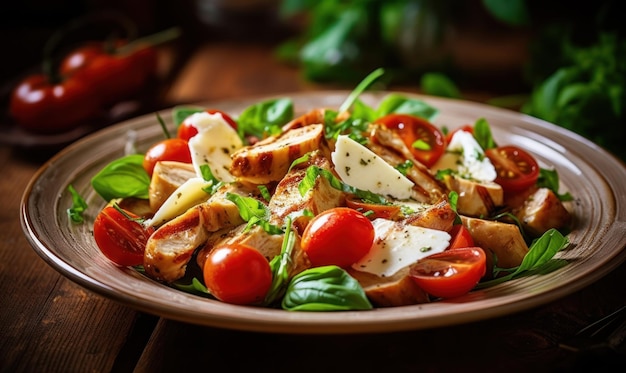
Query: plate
xmin=20 ymin=91 xmax=626 ymax=334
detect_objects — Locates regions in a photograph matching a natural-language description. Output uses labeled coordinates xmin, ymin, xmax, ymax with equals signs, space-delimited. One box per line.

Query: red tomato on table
xmin=203 ymin=243 xmax=272 ymax=305
xmin=9 ymin=73 xmax=101 ymax=133
xmin=485 ymin=145 xmax=539 ymax=194
xmin=375 ymin=114 xmax=446 ymax=168
xmin=143 ymin=138 xmax=192 ymax=176
xmin=409 ymin=247 xmax=486 ymax=299
xmin=177 ymin=109 xmax=238 ymax=141
xmin=93 ymin=205 xmax=155 ymax=266
xmin=301 ymin=207 xmax=375 ymax=268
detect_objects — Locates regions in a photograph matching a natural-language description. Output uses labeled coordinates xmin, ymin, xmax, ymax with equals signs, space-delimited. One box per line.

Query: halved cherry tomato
xmin=485 ymin=145 xmax=539 ymax=194
xmin=447 ymin=224 xmax=474 ymax=250
xmin=143 ymin=138 xmax=192 ymax=176
xmin=93 ymin=205 xmax=155 ymax=266
xmin=345 ymin=196 xmax=402 ymax=220
xmin=445 ymin=124 xmax=474 ymax=144
xmin=409 ymin=247 xmax=486 ymax=299
xmin=9 ymin=73 xmax=101 ymax=133
xmin=177 ymin=109 xmax=238 ymax=141
xmin=203 ymin=243 xmax=272 ymax=305
xmin=375 ymin=114 xmax=445 ymax=168
xmin=301 ymin=207 xmax=375 ymax=268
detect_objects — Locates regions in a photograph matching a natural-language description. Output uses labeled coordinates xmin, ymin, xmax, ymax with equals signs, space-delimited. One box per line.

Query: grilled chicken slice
xmin=280 ymin=108 xmax=327 ymax=132
xmin=461 ymin=216 xmax=528 ymax=270
xmin=143 ymin=182 xmax=259 ymax=282
xmin=347 ymin=267 xmax=430 ymax=307
xmin=403 ymin=197 xmax=457 ymax=232
xmin=513 ymin=187 xmax=572 ymax=237
xmin=367 ymin=123 xmax=446 ymax=203
xmin=149 ymin=161 xmax=197 ymax=212
xmin=441 ymin=175 xmax=503 ymax=217
xmin=230 ymin=123 xmax=325 ymax=184
xmin=268 ymin=151 xmax=345 ymax=234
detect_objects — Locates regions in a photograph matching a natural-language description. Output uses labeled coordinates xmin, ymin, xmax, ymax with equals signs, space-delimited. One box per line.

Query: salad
xmin=70 ymin=69 xmax=573 ymax=311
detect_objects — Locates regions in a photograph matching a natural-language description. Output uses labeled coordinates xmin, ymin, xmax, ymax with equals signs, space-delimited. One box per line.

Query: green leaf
xmin=225 ymin=193 xmax=283 ymax=235
xmin=237 ymin=98 xmax=294 ymax=139
xmin=91 ymin=154 xmax=151 ymax=202
xmin=265 ymin=217 xmax=297 ymax=306
xmin=537 ymin=168 xmax=573 ymax=201
xmin=473 ymin=118 xmax=497 ymax=150
xmin=299 ymin=166 xmax=387 ymax=204
xmin=376 ymin=93 xmax=439 ymax=120
xmin=420 ymin=72 xmax=461 ymax=99
xmin=476 ymin=228 xmax=569 ymax=288
xmin=172 ymin=105 xmax=204 ymax=127
xmin=338 ymin=67 xmax=385 ymax=113
xmin=66 ymin=184 xmax=88 ymax=223
xmin=282 ymin=265 xmax=372 ymax=311
xmin=482 ymin=0 xmax=530 ymax=26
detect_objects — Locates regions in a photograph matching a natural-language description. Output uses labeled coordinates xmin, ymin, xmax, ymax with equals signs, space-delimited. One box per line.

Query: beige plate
xmin=20 ymin=91 xmax=626 ymax=334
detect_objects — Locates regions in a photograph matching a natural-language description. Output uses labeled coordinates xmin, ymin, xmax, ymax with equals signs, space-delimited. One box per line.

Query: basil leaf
xmin=237 ymin=98 xmax=294 ymax=139
xmin=282 ymin=265 xmax=372 ymax=311
xmin=172 ymin=105 xmax=204 ymax=127
xmin=482 ymin=0 xmax=530 ymax=26
xmin=376 ymin=93 xmax=439 ymax=120
xmin=476 ymin=228 xmax=569 ymax=288
xmin=420 ymin=72 xmax=461 ymax=99
xmin=299 ymin=166 xmax=387 ymax=204
xmin=473 ymin=118 xmax=497 ymax=150
xmin=537 ymin=168 xmax=573 ymax=201
xmin=91 ymin=154 xmax=150 ymax=202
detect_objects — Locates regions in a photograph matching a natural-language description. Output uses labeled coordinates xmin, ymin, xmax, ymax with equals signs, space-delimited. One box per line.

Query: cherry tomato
xmin=60 ymin=42 xmax=158 ymax=106
xmin=177 ymin=109 xmax=238 ymax=141
xmin=93 ymin=205 xmax=155 ymax=266
xmin=485 ymin=145 xmax=539 ymax=194
xmin=375 ymin=114 xmax=445 ymax=168
xmin=445 ymin=124 xmax=474 ymax=144
xmin=9 ymin=73 xmax=101 ymax=133
xmin=203 ymin=243 xmax=272 ymax=305
xmin=143 ymin=138 xmax=192 ymax=176
xmin=301 ymin=208 xmax=375 ymax=268
xmin=447 ymin=224 xmax=474 ymax=250
xmin=409 ymin=247 xmax=486 ymax=299
xmin=345 ymin=196 xmax=402 ymax=220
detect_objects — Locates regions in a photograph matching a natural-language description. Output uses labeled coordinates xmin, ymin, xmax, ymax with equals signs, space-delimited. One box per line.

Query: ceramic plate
xmin=20 ymin=91 xmax=626 ymax=334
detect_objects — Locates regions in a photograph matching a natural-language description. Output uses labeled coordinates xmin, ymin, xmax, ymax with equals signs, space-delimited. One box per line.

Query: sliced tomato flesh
xmin=485 ymin=145 xmax=539 ymax=194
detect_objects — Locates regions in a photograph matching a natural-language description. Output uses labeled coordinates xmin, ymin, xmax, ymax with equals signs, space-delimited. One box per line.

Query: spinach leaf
xmin=91 ymin=154 xmax=150 ymax=202
xmin=237 ymin=98 xmax=294 ymax=139
xmin=282 ymin=265 xmax=372 ymax=311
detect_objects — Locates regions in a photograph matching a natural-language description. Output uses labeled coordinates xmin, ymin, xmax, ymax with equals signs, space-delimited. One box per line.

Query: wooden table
xmin=1 ymin=40 xmax=625 ymax=372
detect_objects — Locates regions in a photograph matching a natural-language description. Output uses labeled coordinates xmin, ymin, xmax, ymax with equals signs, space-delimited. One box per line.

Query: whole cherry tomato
xmin=93 ymin=205 xmax=155 ymax=266
xmin=9 ymin=73 xmax=101 ymax=133
xmin=203 ymin=243 xmax=272 ymax=305
xmin=375 ymin=114 xmax=446 ymax=168
xmin=143 ymin=138 xmax=192 ymax=176
xmin=485 ymin=145 xmax=539 ymax=195
xmin=60 ymin=41 xmax=158 ymax=106
xmin=409 ymin=247 xmax=486 ymax=299
xmin=447 ymin=224 xmax=475 ymax=250
xmin=301 ymin=207 xmax=375 ymax=268
xmin=177 ymin=109 xmax=238 ymax=141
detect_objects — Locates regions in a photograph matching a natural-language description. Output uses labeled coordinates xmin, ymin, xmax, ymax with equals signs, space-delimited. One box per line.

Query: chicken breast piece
xmin=514 ymin=187 xmax=572 ymax=237
xmin=461 ymin=216 xmax=528 ymax=269
xmin=149 ymin=161 xmax=197 ymax=212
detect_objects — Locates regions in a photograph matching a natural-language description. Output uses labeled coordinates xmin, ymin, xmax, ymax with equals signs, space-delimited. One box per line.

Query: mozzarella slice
xmin=187 ymin=112 xmax=243 ymax=182
xmin=145 ymin=177 xmax=212 ymax=227
xmin=352 ymin=219 xmax=450 ymax=278
xmin=433 ymin=130 xmax=496 ymax=182
xmin=331 ymin=135 xmax=414 ymax=200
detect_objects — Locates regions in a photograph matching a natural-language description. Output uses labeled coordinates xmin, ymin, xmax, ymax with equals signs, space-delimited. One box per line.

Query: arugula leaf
xmin=282 ymin=265 xmax=372 ymax=311
xmin=67 ymin=184 xmax=88 ymax=223
xmin=237 ymin=98 xmax=294 ymax=139
xmin=225 ymin=193 xmax=283 ymax=235
xmin=476 ymin=228 xmax=569 ymax=288
xmin=299 ymin=166 xmax=387 ymax=204
xmin=91 ymin=154 xmax=151 ymax=202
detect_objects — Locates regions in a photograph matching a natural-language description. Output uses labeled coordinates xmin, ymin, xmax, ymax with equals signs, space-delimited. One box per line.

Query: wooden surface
xmin=1 ymin=40 xmax=625 ymax=373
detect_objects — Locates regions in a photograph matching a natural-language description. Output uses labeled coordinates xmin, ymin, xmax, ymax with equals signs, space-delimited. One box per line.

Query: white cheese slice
xmin=432 ymin=130 xmax=496 ymax=182
xmin=352 ymin=218 xmax=451 ymax=277
xmin=187 ymin=112 xmax=243 ymax=182
xmin=145 ymin=177 xmax=212 ymax=227
xmin=331 ymin=135 xmax=414 ymax=200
